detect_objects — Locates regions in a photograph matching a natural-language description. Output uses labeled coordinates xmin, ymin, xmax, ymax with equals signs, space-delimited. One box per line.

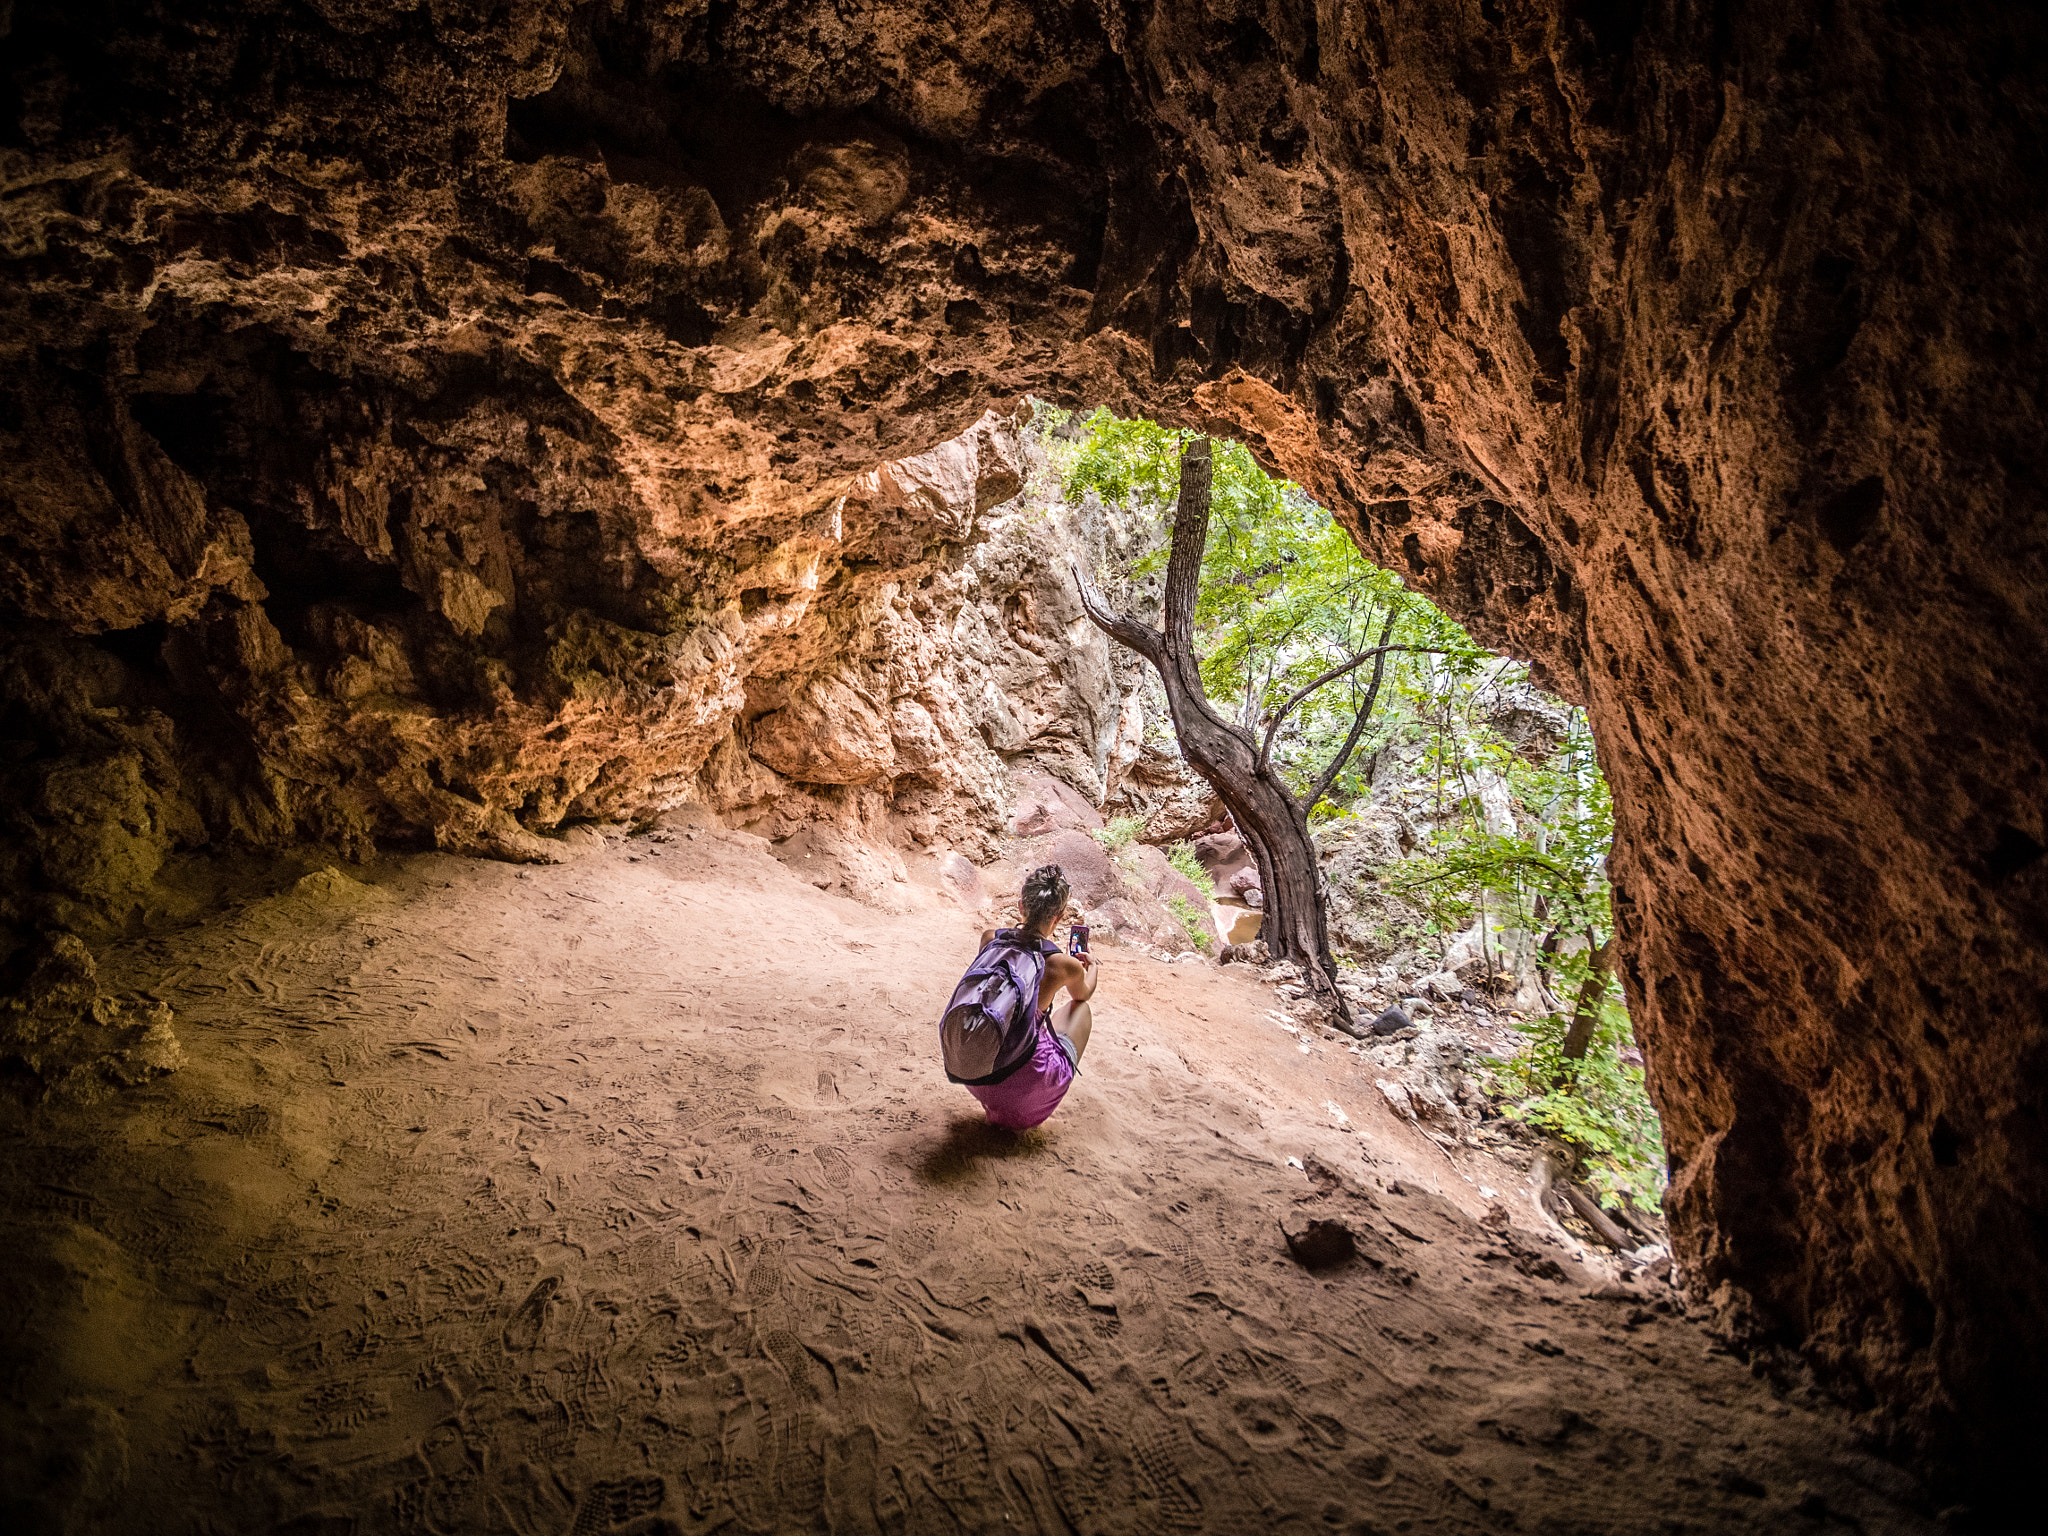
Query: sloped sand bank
xmin=0 ymin=827 xmax=1930 ymax=1534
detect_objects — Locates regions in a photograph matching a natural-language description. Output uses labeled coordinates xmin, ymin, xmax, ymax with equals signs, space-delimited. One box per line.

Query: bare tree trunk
xmin=1071 ymin=439 xmax=1358 ymax=1029
xmin=1559 ymin=929 xmax=1617 ymax=1063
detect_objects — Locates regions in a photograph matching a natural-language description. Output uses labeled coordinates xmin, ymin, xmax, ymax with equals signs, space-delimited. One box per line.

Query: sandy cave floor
xmin=0 ymin=823 xmax=1936 ymax=1535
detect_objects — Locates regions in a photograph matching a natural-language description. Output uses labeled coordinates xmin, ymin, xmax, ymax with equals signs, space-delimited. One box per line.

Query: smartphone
xmin=1068 ymin=923 xmax=1090 ymax=957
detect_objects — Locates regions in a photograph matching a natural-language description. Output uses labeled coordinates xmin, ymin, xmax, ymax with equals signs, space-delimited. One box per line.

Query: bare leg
xmin=1051 ymin=999 xmax=1092 ymax=1062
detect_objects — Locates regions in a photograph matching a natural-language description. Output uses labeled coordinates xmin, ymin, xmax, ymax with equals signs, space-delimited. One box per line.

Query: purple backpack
xmin=939 ymin=930 xmax=1056 ymax=1085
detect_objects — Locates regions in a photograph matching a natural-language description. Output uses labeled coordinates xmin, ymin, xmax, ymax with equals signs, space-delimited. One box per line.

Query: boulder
xmin=749 ymin=674 xmax=896 ymax=785
xmin=1028 ymin=830 xmax=1120 ymax=908
xmin=1368 ymin=1005 xmax=1413 ymax=1037
xmin=938 ymin=852 xmax=985 ymax=910
xmin=0 ymin=934 xmax=185 ymax=1100
xmin=1008 ymin=768 xmax=1104 ymax=839
xmin=1134 ymin=779 xmax=1225 ymax=845
xmin=1280 ymin=1214 xmax=1358 ymax=1270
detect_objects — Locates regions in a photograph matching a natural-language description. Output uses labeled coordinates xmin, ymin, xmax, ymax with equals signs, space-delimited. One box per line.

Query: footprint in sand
xmin=744 ymin=1240 xmax=784 ymax=1306
xmin=873 ymin=1463 xmax=913 ymax=1535
xmin=1051 ymin=1449 xmax=1115 ymax=1530
xmin=566 ymin=1474 xmax=664 ymax=1536
xmin=1045 ymin=1280 xmax=1089 ymax=1320
xmin=1131 ymin=1420 xmax=1206 ymax=1532
xmin=1164 ymin=1232 xmax=1211 ymax=1289
xmin=873 ymin=1319 xmax=927 ymax=1377
xmin=893 ymin=1216 xmax=944 ymax=1266
xmin=650 ymin=1324 xmax=718 ymax=1389
xmin=525 ymin=1398 xmax=575 ymax=1463
xmin=721 ymin=1411 xmax=775 ymax=1527
xmin=226 ymin=1103 xmax=276 ymax=1139
xmin=777 ymin=1408 xmax=826 ymax=1517
xmin=1230 ymin=1393 xmax=1298 ymax=1452
xmin=814 ymin=1145 xmax=854 ymax=1187
xmin=504 ymin=1276 xmax=558 ymax=1352
xmin=816 ymin=1069 xmax=840 ymax=1102
xmin=1118 ymin=1268 xmax=1159 ymax=1318
xmin=300 ymin=1379 xmax=390 ymax=1439
xmin=876 ymin=1104 xmax=919 ymax=1134
xmin=763 ymin=1327 xmax=820 ymax=1401
xmin=922 ymin=1418 xmax=995 ymax=1518
xmin=28 ymin=1187 xmax=96 ymax=1223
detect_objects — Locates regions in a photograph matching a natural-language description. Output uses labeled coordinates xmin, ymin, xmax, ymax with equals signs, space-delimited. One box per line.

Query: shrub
xmin=1093 ymin=816 xmax=1143 ymax=851
xmin=1167 ymin=892 xmax=1213 ymax=953
xmin=1166 ymin=842 xmax=1209 ymax=886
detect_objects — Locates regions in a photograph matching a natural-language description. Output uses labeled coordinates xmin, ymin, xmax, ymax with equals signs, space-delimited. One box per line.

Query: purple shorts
xmin=965 ymin=1015 xmax=1078 ymax=1130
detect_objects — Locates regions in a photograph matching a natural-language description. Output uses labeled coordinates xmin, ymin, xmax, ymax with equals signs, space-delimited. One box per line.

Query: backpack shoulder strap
xmin=999 ymin=930 xmax=1056 ymax=1006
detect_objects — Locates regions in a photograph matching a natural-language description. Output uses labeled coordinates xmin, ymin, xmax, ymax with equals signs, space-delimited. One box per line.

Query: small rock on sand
xmin=1281 ymin=1213 xmax=1358 ymax=1269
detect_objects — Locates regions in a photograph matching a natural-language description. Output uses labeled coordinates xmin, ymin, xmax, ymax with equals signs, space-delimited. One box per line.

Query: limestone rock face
xmin=749 ymin=675 xmax=898 ymax=786
xmin=712 ymin=426 xmax=1170 ymax=865
xmin=0 ymin=934 xmax=185 ymax=1099
xmin=1317 ymin=813 xmax=1425 ymax=964
xmin=1 ymin=0 xmax=2043 ymax=1497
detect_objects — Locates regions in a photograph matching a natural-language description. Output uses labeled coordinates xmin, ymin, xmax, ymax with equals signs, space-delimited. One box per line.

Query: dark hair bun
xmin=1021 ymin=864 xmax=1071 ymax=925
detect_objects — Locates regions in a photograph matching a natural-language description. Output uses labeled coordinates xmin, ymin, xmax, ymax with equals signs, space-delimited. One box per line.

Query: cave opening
xmin=1028 ymin=402 xmax=1668 ymax=1227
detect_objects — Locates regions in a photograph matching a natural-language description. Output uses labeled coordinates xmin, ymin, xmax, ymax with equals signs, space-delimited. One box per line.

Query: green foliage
xmin=1052 ymin=407 xmax=1194 ymax=510
xmin=1092 ymin=816 xmax=1142 ymax=851
xmin=1043 ymin=403 xmax=1659 ymax=1208
xmin=1487 ymin=953 xmax=1666 ymax=1211
xmin=1049 ymin=408 xmax=1487 ymax=810
xmin=1167 ymin=892 xmax=1213 ymax=953
xmin=1384 ymin=707 xmax=1614 ymax=951
xmin=1165 ymin=843 xmax=1209 ymax=887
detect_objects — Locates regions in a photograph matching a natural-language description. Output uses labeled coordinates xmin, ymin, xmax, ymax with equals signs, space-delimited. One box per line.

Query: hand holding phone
xmin=1068 ymin=922 xmax=1090 ymax=959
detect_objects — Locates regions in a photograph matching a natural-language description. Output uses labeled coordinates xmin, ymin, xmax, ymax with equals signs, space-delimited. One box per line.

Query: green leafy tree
xmin=1487 ymin=950 xmax=1666 ymax=1212
xmin=1063 ymin=416 xmax=1461 ymax=1026
xmin=1055 ymin=409 xmax=1478 ymax=824
xmin=1379 ymin=668 xmax=1660 ymax=1212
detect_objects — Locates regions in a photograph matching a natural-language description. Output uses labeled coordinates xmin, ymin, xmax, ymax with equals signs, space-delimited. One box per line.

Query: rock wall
xmin=709 ymin=425 xmax=1195 ymax=887
xmin=2 ymin=0 xmax=2043 ymax=1498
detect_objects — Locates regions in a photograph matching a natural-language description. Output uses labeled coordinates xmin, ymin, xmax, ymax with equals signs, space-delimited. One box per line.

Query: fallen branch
xmin=1610 ymin=1198 xmax=1663 ymax=1246
xmin=1560 ymin=1182 xmax=1637 ymax=1252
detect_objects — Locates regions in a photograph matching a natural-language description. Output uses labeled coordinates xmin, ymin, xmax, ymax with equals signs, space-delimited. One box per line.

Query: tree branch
xmin=1302 ymin=608 xmax=1399 ymax=816
xmin=1257 ymin=643 xmax=1454 ymax=776
xmin=1069 ymin=557 xmax=1165 ymax=665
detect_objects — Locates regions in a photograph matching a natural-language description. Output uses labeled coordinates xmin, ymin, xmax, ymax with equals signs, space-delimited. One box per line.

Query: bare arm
xmin=1046 ymin=952 xmax=1098 ymax=1003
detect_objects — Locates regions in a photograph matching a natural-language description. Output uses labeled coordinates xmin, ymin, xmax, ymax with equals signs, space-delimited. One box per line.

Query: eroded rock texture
xmin=2 ymin=0 xmax=2043 ymax=1498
